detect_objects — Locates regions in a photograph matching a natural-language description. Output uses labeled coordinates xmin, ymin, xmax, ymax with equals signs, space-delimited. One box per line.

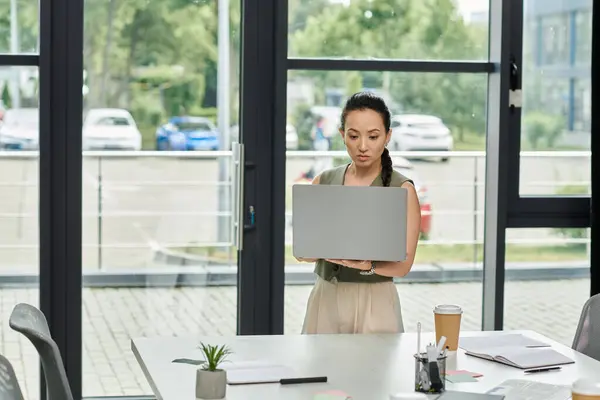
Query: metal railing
xmin=0 ymin=150 xmax=591 ymax=270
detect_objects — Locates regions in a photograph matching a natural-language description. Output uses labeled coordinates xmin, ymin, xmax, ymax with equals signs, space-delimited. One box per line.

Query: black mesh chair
xmin=0 ymin=354 xmax=24 ymax=400
xmin=572 ymin=293 xmax=600 ymax=362
xmin=8 ymin=303 xmax=73 ymax=400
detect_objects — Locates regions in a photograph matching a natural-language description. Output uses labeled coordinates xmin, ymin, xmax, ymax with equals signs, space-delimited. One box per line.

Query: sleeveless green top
xmin=313 ymin=164 xmax=413 ymax=283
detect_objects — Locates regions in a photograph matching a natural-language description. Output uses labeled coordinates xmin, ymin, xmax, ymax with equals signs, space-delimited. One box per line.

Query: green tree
xmin=1 ymin=83 xmax=12 ymax=109
xmin=288 ymin=0 xmax=488 ymax=146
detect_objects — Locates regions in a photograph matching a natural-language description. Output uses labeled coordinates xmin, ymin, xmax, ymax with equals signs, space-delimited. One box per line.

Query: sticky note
xmin=445 ymin=374 xmax=478 ymax=383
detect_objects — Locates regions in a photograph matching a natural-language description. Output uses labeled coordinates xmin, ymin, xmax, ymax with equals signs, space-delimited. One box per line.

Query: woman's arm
xmin=294 ymin=174 xmax=321 ymax=263
xmin=372 ymin=181 xmax=421 ymax=277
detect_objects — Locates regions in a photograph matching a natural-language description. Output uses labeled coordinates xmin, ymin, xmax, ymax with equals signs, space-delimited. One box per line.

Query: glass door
xmin=80 ymin=0 xmax=242 ymax=396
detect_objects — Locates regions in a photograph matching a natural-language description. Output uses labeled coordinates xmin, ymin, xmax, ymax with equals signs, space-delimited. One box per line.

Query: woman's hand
xmin=295 ymin=257 xmax=318 ymax=263
xmin=326 ymin=259 xmax=371 ymax=270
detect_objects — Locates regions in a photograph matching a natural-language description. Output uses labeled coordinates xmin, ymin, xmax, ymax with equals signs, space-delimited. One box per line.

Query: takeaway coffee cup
xmin=433 ymin=304 xmax=462 ymax=351
xmin=572 ymin=378 xmax=600 ymax=400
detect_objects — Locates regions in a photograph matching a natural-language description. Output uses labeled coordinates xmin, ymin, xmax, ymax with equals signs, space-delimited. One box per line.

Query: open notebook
xmin=459 ymin=334 xmax=574 ymax=369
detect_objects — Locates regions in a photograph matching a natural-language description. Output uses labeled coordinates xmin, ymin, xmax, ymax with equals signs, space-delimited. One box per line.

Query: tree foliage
xmin=288 ymin=0 xmax=489 ymax=143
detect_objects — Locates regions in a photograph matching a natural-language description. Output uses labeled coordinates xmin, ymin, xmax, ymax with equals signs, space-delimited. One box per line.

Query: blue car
xmin=156 ymin=116 xmax=220 ymax=151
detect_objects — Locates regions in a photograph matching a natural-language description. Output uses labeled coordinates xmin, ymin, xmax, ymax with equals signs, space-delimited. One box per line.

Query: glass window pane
xmin=504 ymin=228 xmax=590 ymax=345
xmin=0 ymin=66 xmax=40 ymax=399
xmin=0 ymin=0 xmax=39 ymax=54
xmin=82 ymin=0 xmax=240 ymax=396
xmin=288 ymin=0 xmax=489 ymax=60
xmin=521 ymin=0 xmax=592 ymax=195
xmin=284 ymin=70 xmax=488 ymax=335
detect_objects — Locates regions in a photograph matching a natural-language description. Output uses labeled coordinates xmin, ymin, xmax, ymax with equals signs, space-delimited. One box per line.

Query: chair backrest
xmin=573 ymin=293 xmax=600 ymax=362
xmin=0 ymin=355 xmax=24 ymax=400
xmin=8 ymin=303 xmax=73 ymax=400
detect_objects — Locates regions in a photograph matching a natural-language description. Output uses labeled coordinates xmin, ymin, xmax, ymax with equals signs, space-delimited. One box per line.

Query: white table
xmin=131 ymin=330 xmax=600 ymax=400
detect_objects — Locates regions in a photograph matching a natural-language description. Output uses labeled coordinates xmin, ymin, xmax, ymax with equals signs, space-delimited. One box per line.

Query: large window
xmin=0 ymin=70 xmax=40 ymax=399
xmin=81 ymin=0 xmax=240 ymax=396
xmin=283 ymin=0 xmax=492 ymax=335
xmin=521 ymin=0 xmax=592 ymax=196
xmin=287 ymin=0 xmax=489 ymax=60
xmin=0 ymin=0 xmax=40 ymax=397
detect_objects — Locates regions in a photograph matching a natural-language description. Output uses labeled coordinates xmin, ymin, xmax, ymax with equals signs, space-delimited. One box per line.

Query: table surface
xmin=131 ymin=330 xmax=600 ymax=400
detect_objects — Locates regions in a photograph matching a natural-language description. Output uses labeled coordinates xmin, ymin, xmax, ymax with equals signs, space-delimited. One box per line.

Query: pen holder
xmin=414 ymin=353 xmax=447 ymax=394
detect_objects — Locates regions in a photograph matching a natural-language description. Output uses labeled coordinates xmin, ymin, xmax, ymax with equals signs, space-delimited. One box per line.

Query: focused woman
xmin=298 ymin=92 xmax=421 ymax=334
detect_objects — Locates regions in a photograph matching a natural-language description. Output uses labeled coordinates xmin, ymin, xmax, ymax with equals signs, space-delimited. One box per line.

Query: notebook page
xmin=492 ymin=347 xmax=574 ymax=369
xmin=459 ymin=334 xmax=549 ymax=354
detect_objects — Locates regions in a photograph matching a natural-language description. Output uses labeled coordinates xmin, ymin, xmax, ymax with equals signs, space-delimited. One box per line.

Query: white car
xmin=82 ymin=108 xmax=142 ymax=151
xmin=389 ymin=114 xmax=453 ymax=162
xmin=0 ymin=108 xmax=39 ymax=150
xmin=286 ymin=124 xmax=299 ymax=150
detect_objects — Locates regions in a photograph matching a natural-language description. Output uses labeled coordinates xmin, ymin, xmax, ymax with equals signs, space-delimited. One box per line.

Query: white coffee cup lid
xmin=572 ymin=378 xmax=600 ymax=395
xmin=434 ymin=304 xmax=463 ymax=314
xmin=389 ymin=393 xmax=428 ymax=400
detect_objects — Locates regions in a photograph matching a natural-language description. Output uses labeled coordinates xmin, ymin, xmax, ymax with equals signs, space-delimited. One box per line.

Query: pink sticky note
xmin=446 ymin=370 xmax=483 ymax=378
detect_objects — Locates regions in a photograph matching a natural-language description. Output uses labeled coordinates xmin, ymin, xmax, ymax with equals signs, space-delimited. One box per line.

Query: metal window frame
xmin=0 ymin=54 xmax=38 ymax=66
xmin=39 ymin=0 xmax=84 ymax=398
xmin=590 ymin=0 xmax=599 ymax=296
xmin=277 ymin=2 xmax=509 ymax=333
xmin=237 ymin=0 xmax=288 ymax=334
xmin=504 ymin=0 xmax=597 ymax=289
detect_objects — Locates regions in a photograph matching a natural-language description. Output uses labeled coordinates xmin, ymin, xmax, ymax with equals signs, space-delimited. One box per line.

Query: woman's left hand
xmin=326 ymin=259 xmax=371 ymax=270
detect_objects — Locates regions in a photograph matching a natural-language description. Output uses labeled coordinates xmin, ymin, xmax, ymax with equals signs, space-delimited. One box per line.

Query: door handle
xmin=231 ymin=142 xmax=245 ymax=250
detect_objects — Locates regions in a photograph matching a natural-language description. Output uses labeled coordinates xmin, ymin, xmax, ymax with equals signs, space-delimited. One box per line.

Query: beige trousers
xmin=301 ymin=277 xmax=404 ymax=334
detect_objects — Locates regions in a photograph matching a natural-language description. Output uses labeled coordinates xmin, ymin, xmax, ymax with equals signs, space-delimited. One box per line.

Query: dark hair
xmin=340 ymin=92 xmax=393 ymax=187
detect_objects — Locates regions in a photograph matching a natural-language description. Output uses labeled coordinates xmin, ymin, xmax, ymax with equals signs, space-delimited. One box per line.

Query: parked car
xmin=293 ymin=156 xmax=432 ymax=238
xmin=392 ymin=156 xmax=432 ymax=238
xmin=389 ymin=114 xmax=453 ymax=162
xmin=82 ymin=108 xmax=142 ymax=151
xmin=286 ymin=124 xmax=299 ymax=150
xmin=156 ymin=116 xmax=219 ymax=151
xmin=0 ymin=108 xmax=39 ymax=150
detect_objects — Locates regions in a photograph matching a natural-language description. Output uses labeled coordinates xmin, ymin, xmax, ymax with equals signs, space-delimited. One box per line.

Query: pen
xmin=524 ymin=366 xmax=562 ymax=374
xmin=280 ymin=376 xmax=328 ymax=384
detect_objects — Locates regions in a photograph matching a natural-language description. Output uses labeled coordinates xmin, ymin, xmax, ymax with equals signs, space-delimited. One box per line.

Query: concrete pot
xmin=195 ymin=369 xmax=227 ymax=399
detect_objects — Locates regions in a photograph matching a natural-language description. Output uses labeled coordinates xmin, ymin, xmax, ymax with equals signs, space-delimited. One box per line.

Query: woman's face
xmin=340 ymin=108 xmax=390 ymax=167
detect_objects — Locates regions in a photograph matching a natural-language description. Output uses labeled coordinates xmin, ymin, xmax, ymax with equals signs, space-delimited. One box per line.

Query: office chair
xmin=8 ymin=303 xmax=73 ymax=400
xmin=0 ymin=354 xmax=25 ymax=400
xmin=572 ymin=293 xmax=600 ymax=362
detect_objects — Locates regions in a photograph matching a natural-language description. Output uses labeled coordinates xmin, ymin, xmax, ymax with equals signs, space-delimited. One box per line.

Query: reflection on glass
xmin=284 ymin=71 xmax=487 ymax=334
xmin=0 ymin=66 xmax=40 ymax=399
xmin=82 ymin=0 xmax=240 ymax=396
xmin=288 ymin=0 xmax=489 ymax=60
xmin=521 ymin=0 xmax=592 ymax=195
xmin=504 ymin=228 xmax=590 ymax=346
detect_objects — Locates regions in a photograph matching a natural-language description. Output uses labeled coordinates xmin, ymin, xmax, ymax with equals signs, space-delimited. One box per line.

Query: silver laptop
xmin=292 ymin=184 xmax=408 ymax=262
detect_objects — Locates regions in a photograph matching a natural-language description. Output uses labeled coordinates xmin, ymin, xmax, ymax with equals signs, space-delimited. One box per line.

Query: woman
xmin=297 ymin=92 xmax=421 ymax=334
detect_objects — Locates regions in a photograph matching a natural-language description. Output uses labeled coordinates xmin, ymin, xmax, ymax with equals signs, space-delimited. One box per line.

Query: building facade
xmin=524 ymin=0 xmax=592 ymax=146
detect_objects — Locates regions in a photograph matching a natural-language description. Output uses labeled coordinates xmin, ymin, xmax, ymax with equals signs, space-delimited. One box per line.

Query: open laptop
xmin=292 ymin=184 xmax=408 ymax=262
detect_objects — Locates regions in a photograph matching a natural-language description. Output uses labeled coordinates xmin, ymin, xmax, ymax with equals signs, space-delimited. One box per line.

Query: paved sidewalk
xmin=0 ymin=279 xmax=589 ymax=399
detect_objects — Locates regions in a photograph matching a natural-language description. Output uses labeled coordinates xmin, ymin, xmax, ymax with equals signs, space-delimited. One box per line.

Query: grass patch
xmin=176 ymin=243 xmax=587 ymax=264
xmin=453 ymin=130 xmax=585 ymax=152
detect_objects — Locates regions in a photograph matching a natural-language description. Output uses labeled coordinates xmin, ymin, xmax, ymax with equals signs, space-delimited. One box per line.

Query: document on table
xmin=458 ymin=334 xmax=574 ymax=369
xmin=222 ymin=360 xmax=297 ymax=385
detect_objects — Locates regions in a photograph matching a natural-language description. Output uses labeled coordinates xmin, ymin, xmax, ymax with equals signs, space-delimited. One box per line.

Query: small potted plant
xmin=195 ymin=342 xmax=232 ymax=399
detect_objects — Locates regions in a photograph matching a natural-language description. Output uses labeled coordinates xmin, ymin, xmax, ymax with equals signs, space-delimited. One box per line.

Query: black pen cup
xmin=414 ymin=352 xmax=447 ymax=394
